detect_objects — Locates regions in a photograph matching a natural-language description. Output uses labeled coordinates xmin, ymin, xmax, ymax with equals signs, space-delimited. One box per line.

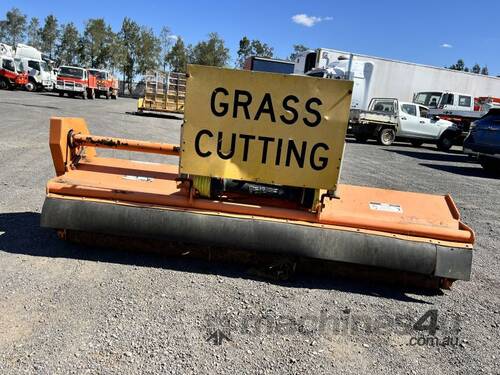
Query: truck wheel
xmin=411 ymin=140 xmax=424 ymax=147
xmin=25 ymin=80 xmax=36 ymax=92
xmin=59 ymin=92 xmax=64 ymax=97
xmin=377 ymin=128 xmax=396 ymax=146
xmin=354 ymin=135 xmax=368 ymax=143
xmin=0 ymin=79 xmax=8 ymax=90
xmin=437 ymin=135 xmax=453 ymax=152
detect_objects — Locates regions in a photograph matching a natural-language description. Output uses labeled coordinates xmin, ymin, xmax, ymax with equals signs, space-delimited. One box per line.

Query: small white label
xmin=369 ymin=202 xmax=403 ymax=213
xmin=123 ymin=175 xmax=153 ymax=182
xmin=130 ymin=160 xmax=161 ymax=165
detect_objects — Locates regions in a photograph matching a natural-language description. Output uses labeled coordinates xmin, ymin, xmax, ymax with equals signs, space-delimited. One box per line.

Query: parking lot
xmin=0 ymin=90 xmax=499 ymax=374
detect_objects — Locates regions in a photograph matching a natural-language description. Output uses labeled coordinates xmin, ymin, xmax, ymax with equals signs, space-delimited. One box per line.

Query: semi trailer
xmin=295 ymin=48 xmax=500 ymax=110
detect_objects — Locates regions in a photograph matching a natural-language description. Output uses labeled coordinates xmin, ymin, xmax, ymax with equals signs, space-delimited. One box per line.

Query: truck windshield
xmin=372 ymin=101 xmax=395 ymax=112
xmin=58 ymin=67 xmax=84 ymax=79
xmin=2 ymin=59 xmax=15 ymax=71
xmin=414 ymin=92 xmax=442 ymax=107
xmin=15 ymin=60 xmax=25 ymax=72
xmin=89 ymin=70 xmax=106 ymax=79
xmin=40 ymin=61 xmax=49 ymax=72
xmin=439 ymin=93 xmax=454 ymax=107
xmin=28 ymin=60 xmax=41 ymax=71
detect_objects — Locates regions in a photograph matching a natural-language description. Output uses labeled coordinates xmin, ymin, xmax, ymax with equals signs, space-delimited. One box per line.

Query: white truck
xmin=349 ymin=98 xmax=461 ymax=150
xmin=414 ymin=91 xmax=500 ymax=140
xmin=295 ymin=48 xmax=500 ymax=110
xmin=14 ymin=44 xmax=55 ymax=91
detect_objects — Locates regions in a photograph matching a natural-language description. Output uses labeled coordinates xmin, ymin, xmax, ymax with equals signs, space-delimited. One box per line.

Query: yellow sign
xmin=180 ymin=65 xmax=353 ymax=190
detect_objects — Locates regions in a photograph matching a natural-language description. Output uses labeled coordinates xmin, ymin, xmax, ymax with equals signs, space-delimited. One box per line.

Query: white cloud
xmin=291 ymin=14 xmax=332 ymax=27
xmin=441 ymin=43 xmax=453 ymax=48
xmin=168 ymin=35 xmax=179 ymax=41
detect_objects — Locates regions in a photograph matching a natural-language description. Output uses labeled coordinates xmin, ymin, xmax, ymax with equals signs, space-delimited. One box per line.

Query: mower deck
xmin=41 ymin=155 xmax=474 ymax=281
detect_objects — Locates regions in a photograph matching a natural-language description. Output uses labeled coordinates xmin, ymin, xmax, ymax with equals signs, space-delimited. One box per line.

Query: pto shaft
xmin=71 ymin=133 xmax=180 ymax=156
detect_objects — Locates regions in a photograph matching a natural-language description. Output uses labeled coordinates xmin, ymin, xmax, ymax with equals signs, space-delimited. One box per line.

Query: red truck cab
xmin=56 ymin=66 xmax=97 ymax=99
xmin=87 ymin=68 xmax=119 ymax=99
xmin=0 ymin=56 xmax=29 ymax=89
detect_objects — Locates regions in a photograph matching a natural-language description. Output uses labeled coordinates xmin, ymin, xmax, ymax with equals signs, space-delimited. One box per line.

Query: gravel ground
xmin=0 ymin=90 xmax=498 ymax=375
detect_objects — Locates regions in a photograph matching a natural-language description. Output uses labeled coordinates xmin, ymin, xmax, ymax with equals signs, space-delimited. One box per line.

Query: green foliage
xmin=26 ymin=17 xmax=42 ymax=49
xmin=136 ymin=26 xmax=161 ymax=75
xmin=447 ymin=58 xmax=465 ymax=71
xmin=107 ymin=32 xmax=125 ymax=74
xmin=159 ymin=26 xmax=174 ymax=71
xmin=236 ymin=36 xmax=274 ymax=67
xmin=0 ymin=21 xmax=7 ymax=42
xmin=189 ymin=32 xmax=230 ymax=67
xmin=82 ymin=19 xmax=114 ymax=68
xmin=165 ymin=37 xmax=188 ymax=73
xmin=289 ymin=44 xmax=308 ymax=61
xmin=118 ymin=17 xmax=141 ymax=90
xmin=447 ymin=59 xmax=489 ymax=75
xmin=3 ymin=8 xmax=27 ymax=46
xmin=41 ymin=15 xmax=58 ymax=58
xmin=57 ymin=23 xmax=80 ymax=65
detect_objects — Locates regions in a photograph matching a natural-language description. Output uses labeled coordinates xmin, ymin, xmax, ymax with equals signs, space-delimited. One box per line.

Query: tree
xmin=447 ymin=59 xmax=465 ymax=71
xmin=0 ymin=20 xmax=7 ymax=43
xmin=189 ymin=32 xmax=230 ymax=67
xmin=26 ymin=17 xmax=42 ymax=49
xmin=135 ymin=26 xmax=161 ymax=75
xmin=250 ymin=39 xmax=273 ymax=58
xmin=57 ymin=23 xmax=80 ymax=65
xmin=107 ymin=32 xmax=125 ymax=74
xmin=4 ymin=8 xmax=27 ymax=46
xmin=471 ymin=63 xmax=481 ymax=74
xmin=165 ymin=37 xmax=188 ymax=72
xmin=159 ymin=26 xmax=174 ymax=71
xmin=236 ymin=37 xmax=251 ymax=67
xmin=481 ymin=66 xmax=489 ymax=75
xmin=118 ymin=17 xmax=140 ymax=92
xmin=41 ymin=15 xmax=59 ymax=58
xmin=289 ymin=44 xmax=309 ymax=61
xmin=236 ymin=36 xmax=274 ymax=67
xmin=82 ymin=19 xmax=114 ymax=68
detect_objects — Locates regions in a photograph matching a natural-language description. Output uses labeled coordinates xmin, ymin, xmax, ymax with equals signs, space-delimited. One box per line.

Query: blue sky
xmin=2 ymin=0 xmax=499 ymax=75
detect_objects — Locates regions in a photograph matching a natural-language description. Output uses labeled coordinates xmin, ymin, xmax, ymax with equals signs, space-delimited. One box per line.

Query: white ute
xmin=349 ymin=98 xmax=462 ymax=150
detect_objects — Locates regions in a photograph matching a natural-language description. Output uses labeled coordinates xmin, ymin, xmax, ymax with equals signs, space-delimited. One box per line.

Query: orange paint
xmin=46 ymin=117 xmax=475 ymax=248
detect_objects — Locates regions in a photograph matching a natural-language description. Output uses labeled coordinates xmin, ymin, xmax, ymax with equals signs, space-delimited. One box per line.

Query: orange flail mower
xmin=41 ymin=117 xmax=473 ymax=287
xmin=41 ymin=66 xmax=474 ymax=288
